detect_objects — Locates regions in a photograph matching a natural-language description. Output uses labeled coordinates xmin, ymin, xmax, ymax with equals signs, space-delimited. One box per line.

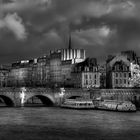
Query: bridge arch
xmin=24 ymin=94 xmax=55 ymax=106
xmin=67 ymin=95 xmax=81 ymax=99
xmin=0 ymin=95 xmax=15 ymax=106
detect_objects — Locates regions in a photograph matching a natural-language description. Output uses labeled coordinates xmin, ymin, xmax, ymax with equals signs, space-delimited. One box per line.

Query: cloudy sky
xmin=0 ymin=0 xmax=140 ymax=64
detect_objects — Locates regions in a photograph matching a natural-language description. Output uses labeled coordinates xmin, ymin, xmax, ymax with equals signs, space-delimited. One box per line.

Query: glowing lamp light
xmin=20 ymin=87 xmax=26 ymax=106
xmin=59 ymin=88 xmax=65 ymax=97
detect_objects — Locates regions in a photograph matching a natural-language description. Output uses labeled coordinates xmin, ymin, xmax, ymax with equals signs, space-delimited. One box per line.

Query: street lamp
xmin=20 ymin=87 xmax=26 ymax=107
xmin=59 ymin=87 xmax=65 ymax=105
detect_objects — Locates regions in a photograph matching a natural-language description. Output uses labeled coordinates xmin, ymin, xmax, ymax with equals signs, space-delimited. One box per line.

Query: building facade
xmin=8 ymin=60 xmax=34 ymax=87
xmin=49 ymin=51 xmax=62 ymax=86
xmin=71 ymin=58 xmax=101 ymax=88
xmin=35 ymin=56 xmax=47 ymax=86
xmin=2 ymin=44 xmax=140 ymax=89
xmin=0 ymin=68 xmax=9 ymax=87
xmin=61 ymin=60 xmax=75 ymax=87
xmin=98 ymin=64 xmax=106 ymax=88
xmin=106 ymin=53 xmax=138 ymax=89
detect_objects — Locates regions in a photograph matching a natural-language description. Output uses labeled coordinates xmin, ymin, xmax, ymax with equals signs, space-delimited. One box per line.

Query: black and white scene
xmin=0 ymin=0 xmax=140 ymax=140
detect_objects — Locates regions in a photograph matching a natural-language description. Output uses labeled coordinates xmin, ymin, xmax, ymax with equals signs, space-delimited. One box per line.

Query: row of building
xmin=0 ymin=43 xmax=88 ymax=88
xmin=0 ymin=44 xmax=140 ymax=89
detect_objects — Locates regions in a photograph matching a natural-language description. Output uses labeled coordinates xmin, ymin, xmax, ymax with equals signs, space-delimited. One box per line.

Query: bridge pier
xmin=13 ymin=92 xmax=23 ymax=107
xmin=14 ymin=102 xmax=23 ymax=107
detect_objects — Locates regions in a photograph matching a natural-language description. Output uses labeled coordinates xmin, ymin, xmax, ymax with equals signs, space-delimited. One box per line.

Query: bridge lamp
xmin=20 ymin=87 xmax=26 ymax=106
xmin=59 ymin=88 xmax=65 ymax=97
xmin=59 ymin=88 xmax=65 ymax=105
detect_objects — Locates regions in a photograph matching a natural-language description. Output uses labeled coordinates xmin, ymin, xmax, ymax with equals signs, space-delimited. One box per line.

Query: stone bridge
xmin=0 ymin=87 xmax=90 ymax=107
xmin=1 ymin=87 xmax=140 ymax=107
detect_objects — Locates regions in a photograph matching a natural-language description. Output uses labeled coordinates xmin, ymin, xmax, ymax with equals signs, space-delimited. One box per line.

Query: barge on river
xmin=93 ymin=99 xmax=136 ymax=112
xmin=61 ymin=99 xmax=95 ymax=109
xmin=61 ymin=98 xmax=136 ymax=112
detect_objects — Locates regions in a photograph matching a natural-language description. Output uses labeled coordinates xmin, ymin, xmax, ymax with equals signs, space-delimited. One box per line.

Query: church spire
xmin=68 ymin=32 xmax=72 ymax=50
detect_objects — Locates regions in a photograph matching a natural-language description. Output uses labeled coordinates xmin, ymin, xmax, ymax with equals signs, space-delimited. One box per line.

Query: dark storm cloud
xmin=0 ymin=0 xmax=140 ymax=64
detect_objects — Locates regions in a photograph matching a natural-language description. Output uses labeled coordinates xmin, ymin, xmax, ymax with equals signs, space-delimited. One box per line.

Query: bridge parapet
xmin=64 ymin=88 xmax=90 ymax=99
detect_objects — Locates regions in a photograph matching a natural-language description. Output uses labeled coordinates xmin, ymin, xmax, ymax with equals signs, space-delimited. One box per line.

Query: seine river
xmin=0 ymin=106 xmax=140 ymax=140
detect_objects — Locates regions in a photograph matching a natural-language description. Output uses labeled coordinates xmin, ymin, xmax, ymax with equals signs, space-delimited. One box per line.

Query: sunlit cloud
xmin=73 ymin=26 xmax=116 ymax=46
xmin=0 ymin=13 xmax=27 ymax=40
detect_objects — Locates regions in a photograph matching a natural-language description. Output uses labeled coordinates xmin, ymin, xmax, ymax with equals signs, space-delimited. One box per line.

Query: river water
xmin=0 ymin=107 xmax=140 ymax=140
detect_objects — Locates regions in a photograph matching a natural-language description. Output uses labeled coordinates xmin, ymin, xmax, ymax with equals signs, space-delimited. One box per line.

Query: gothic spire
xmin=68 ymin=32 xmax=72 ymax=50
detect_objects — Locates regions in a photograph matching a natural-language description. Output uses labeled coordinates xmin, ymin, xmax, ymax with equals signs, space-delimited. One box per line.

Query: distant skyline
xmin=0 ymin=0 xmax=140 ymax=64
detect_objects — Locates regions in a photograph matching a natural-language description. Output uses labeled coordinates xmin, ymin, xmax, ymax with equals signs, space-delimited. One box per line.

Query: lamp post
xmin=59 ymin=87 xmax=65 ymax=105
xmin=20 ymin=87 xmax=26 ymax=107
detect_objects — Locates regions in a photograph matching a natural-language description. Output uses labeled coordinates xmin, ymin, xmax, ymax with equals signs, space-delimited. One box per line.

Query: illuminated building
xmin=49 ymin=35 xmax=86 ymax=87
xmin=60 ymin=48 xmax=86 ymax=63
xmin=61 ymin=60 xmax=75 ymax=87
xmin=71 ymin=58 xmax=101 ymax=88
xmin=35 ymin=56 xmax=48 ymax=86
xmin=50 ymin=51 xmax=62 ymax=86
xmin=106 ymin=54 xmax=133 ymax=88
xmin=0 ymin=66 xmax=9 ymax=87
xmin=9 ymin=60 xmax=34 ymax=87
xmin=45 ymin=56 xmax=51 ymax=86
xmin=50 ymin=35 xmax=86 ymax=64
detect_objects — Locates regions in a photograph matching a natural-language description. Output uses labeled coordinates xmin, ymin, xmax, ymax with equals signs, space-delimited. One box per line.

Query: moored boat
xmin=61 ymin=99 xmax=95 ymax=109
xmin=92 ymin=99 xmax=136 ymax=112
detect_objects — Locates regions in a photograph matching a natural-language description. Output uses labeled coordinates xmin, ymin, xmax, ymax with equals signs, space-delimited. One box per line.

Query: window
xmin=124 ymin=73 xmax=126 ymax=78
xmin=120 ymin=73 xmax=122 ymax=77
xmin=120 ymin=79 xmax=122 ymax=84
xmin=116 ymin=73 xmax=118 ymax=77
xmin=124 ymin=79 xmax=126 ymax=84
xmin=89 ymin=80 xmax=92 ymax=85
xmin=95 ymin=74 xmax=96 ymax=79
xmin=116 ymin=79 xmax=118 ymax=84
xmin=89 ymin=75 xmax=92 ymax=79
xmin=84 ymin=74 xmax=88 ymax=79
xmin=84 ymin=81 xmax=87 ymax=85
xmin=129 ymin=73 xmax=131 ymax=78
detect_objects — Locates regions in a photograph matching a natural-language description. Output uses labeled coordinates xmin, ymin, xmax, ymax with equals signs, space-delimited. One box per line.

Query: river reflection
xmin=0 ymin=107 xmax=140 ymax=140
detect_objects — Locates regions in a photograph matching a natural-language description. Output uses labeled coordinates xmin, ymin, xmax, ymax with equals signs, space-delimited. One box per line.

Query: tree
xmin=129 ymin=62 xmax=140 ymax=87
